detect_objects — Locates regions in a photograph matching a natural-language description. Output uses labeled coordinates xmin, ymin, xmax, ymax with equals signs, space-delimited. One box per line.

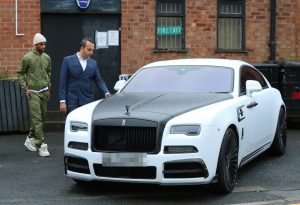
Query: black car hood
xmin=92 ymin=92 xmax=232 ymax=122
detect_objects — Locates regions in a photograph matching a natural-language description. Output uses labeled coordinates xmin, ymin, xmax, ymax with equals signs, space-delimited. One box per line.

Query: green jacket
xmin=17 ymin=50 xmax=51 ymax=91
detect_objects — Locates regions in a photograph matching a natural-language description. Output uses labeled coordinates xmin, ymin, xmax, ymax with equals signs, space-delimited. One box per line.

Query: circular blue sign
xmin=76 ymin=0 xmax=90 ymax=9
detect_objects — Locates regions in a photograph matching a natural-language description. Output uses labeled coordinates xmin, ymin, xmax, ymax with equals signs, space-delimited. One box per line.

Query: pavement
xmin=0 ymin=131 xmax=71 ymax=203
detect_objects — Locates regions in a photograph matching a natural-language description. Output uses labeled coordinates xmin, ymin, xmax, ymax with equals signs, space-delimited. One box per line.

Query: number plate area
xmin=102 ymin=152 xmax=147 ymax=167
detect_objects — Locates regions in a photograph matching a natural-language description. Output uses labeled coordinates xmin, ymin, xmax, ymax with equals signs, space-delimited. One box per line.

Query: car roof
xmin=142 ymin=58 xmax=252 ymax=69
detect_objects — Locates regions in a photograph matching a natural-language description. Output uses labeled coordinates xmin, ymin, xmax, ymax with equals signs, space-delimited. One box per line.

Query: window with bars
xmin=217 ymin=0 xmax=245 ymax=50
xmin=156 ymin=0 xmax=185 ymax=50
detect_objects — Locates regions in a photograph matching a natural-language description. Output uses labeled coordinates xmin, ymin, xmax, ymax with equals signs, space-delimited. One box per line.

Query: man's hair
xmin=80 ymin=38 xmax=95 ymax=48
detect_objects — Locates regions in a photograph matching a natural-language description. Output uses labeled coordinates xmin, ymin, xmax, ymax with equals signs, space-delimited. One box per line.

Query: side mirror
xmin=114 ymin=80 xmax=127 ymax=91
xmin=246 ymin=80 xmax=262 ymax=96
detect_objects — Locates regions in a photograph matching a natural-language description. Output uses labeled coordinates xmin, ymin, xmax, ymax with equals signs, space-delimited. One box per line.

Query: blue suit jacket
xmin=59 ymin=54 xmax=109 ymax=111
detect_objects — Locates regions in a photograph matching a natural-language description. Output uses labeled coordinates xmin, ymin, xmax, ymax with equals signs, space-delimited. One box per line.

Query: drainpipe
xmin=268 ymin=0 xmax=276 ymax=62
xmin=15 ymin=0 xmax=24 ymax=36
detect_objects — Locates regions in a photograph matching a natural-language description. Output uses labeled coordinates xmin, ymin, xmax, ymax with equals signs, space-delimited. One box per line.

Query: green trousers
xmin=28 ymin=92 xmax=48 ymax=148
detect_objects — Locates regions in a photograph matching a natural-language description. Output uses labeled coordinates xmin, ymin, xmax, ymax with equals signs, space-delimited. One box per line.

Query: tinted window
xmin=122 ymin=65 xmax=234 ymax=93
xmin=240 ymin=66 xmax=268 ymax=95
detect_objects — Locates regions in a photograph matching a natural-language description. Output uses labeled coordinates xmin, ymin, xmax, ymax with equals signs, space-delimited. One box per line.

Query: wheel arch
xmin=215 ymin=124 xmax=240 ymax=193
xmin=228 ymin=124 xmax=240 ymax=149
xmin=270 ymin=105 xmax=287 ymax=156
xmin=216 ymin=124 xmax=240 ymax=173
xmin=271 ymin=104 xmax=286 ymax=139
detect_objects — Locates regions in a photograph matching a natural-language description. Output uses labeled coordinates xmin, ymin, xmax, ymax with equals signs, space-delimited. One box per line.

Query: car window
xmin=240 ymin=66 xmax=268 ymax=95
xmin=122 ymin=65 xmax=234 ymax=93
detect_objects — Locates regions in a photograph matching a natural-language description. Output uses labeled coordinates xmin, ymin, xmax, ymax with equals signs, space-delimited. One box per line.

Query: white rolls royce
xmin=64 ymin=58 xmax=286 ymax=194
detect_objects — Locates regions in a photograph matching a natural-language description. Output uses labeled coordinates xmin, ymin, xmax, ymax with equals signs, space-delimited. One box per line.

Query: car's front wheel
xmin=271 ymin=108 xmax=287 ymax=156
xmin=216 ymin=128 xmax=238 ymax=194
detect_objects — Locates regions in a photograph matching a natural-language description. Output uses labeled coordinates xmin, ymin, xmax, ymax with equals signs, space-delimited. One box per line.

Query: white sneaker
xmin=39 ymin=143 xmax=50 ymax=157
xmin=24 ymin=136 xmax=37 ymax=152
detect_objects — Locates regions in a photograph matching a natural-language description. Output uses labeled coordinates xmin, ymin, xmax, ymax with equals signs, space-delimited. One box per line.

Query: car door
xmin=240 ymin=66 xmax=274 ymax=154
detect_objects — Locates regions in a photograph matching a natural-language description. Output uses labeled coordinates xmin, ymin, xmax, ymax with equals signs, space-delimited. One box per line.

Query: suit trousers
xmin=28 ymin=92 xmax=48 ymax=147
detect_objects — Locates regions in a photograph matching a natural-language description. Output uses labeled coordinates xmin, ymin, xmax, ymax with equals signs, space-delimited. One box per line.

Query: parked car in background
xmin=254 ymin=61 xmax=300 ymax=123
xmin=64 ymin=58 xmax=287 ymax=194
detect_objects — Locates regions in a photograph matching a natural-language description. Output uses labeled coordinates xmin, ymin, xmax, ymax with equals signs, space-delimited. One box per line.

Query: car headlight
xmin=70 ymin=122 xmax=88 ymax=132
xmin=170 ymin=125 xmax=200 ymax=136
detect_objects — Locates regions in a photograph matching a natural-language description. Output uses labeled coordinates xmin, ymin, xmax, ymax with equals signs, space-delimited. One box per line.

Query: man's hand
xmin=25 ymin=89 xmax=32 ymax=99
xmin=60 ymin=102 xmax=67 ymax=114
xmin=105 ymin=92 xmax=111 ymax=98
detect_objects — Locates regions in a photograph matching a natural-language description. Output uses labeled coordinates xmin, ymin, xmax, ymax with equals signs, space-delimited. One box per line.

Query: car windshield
xmin=122 ymin=65 xmax=234 ymax=93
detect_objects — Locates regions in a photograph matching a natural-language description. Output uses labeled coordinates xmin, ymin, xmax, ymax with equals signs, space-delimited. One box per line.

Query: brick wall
xmin=294 ymin=0 xmax=299 ymax=60
xmin=276 ymin=1 xmax=298 ymax=61
xmin=121 ymin=0 xmax=156 ymax=74
xmin=121 ymin=0 xmax=300 ymax=74
xmin=0 ymin=0 xmax=40 ymax=78
xmin=298 ymin=0 xmax=300 ymax=60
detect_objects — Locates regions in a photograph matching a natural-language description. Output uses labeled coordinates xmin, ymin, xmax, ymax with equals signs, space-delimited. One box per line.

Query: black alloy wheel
xmin=271 ymin=108 xmax=287 ymax=156
xmin=216 ymin=128 xmax=239 ymax=194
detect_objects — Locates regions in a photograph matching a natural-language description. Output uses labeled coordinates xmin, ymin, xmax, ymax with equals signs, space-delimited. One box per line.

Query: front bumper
xmin=64 ymin=150 xmax=211 ymax=185
xmin=64 ymin=124 xmax=222 ymax=185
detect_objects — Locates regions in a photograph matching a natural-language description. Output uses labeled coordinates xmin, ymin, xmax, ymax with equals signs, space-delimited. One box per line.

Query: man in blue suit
xmin=59 ymin=38 xmax=111 ymax=114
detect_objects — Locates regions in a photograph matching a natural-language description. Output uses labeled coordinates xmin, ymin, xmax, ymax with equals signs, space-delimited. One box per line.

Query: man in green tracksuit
xmin=17 ymin=33 xmax=51 ymax=157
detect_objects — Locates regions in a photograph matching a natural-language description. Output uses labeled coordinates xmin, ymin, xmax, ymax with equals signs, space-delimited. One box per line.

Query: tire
xmin=271 ymin=108 xmax=287 ymax=156
xmin=216 ymin=128 xmax=239 ymax=194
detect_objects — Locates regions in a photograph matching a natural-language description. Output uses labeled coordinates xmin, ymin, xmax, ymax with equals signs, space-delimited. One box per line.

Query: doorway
xmin=41 ymin=13 xmax=121 ymax=111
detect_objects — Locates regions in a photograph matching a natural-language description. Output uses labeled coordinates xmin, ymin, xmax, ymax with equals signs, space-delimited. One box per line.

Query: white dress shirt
xmin=77 ymin=52 xmax=88 ymax=71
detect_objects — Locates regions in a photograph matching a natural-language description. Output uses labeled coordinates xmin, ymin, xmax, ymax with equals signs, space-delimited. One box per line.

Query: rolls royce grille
xmin=93 ymin=126 xmax=157 ymax=153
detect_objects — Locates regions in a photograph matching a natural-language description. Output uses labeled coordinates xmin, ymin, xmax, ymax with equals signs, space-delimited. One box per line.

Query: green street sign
xmin=157 ymin=26 xmax=182 ymax=36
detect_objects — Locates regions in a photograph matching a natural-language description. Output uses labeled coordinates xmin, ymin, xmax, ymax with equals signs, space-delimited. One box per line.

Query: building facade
xmin=120 ymin=0 xmax=300 ymax=73
xmin=1 ymin=0 xmax=299 ymax=110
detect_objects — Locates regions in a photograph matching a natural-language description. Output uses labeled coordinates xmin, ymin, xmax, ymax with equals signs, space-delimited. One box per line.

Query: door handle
xmin=247 ymin=101 xmax=258 ymax=108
